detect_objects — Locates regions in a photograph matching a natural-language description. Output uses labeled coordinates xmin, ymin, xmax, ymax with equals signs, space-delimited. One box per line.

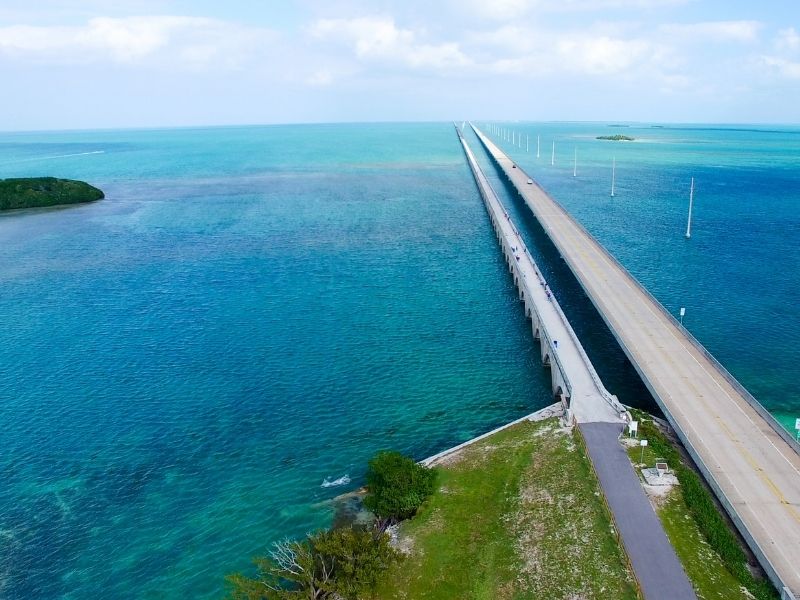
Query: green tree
xmin=363 ymin=450 xmax=437 ymax=529
xmin=315 ymin=528 xmax=399 ymax=599
xmin=226 ymin=528 xmax=398 ymax=600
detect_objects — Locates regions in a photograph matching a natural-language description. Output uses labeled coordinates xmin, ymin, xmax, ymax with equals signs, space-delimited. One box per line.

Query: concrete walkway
xmin=581 ymin=423 xmax=696 ymax=600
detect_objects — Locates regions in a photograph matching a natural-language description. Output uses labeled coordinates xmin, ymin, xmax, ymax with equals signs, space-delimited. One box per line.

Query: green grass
xmin=377 ymin=418 xmax=638 ymax=600
xmin=659 ymin=492 xmax=747 ymax=600
xmin=626 ymin=410 xmax=777 ymax=600
xmin=0 ymin=177 xmax=103 ymax=210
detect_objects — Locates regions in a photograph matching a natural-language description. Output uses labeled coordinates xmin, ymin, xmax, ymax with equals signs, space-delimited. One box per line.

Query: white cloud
xmin=756 ymin=27 xmax=800 ymax=81
xmin=775 ymin=27 xmax=800 ymax=53
xmin=0 ymin=16 xmax=276 ymax=69
xmin=556 ymin=35 xmax=651 ymax=74
xmin=306 ymin=69 xmax=334 ymax=86
xmin=309 ymin=16 xmax=471 ymax=70
xmin=470 ymin=24 xmax=670 ymax=78
xmin=659 ymin=20 xmax=762 ymax=43
xmin=459 ymin=0 xmax=688 ymax=20
xmin=558 ymin=0 xmax=690 ymax=8
xmin=759 ymin=56 xmax=800 ymax=79
xmin=461 ymin=0 xmax=534 ymax=21
xmin=468 ymin=25 xmax=539 ymax=54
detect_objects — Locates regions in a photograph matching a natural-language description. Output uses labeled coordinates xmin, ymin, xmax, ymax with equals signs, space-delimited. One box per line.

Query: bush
xmin=363 ymin=450 xmax=437 ymax=528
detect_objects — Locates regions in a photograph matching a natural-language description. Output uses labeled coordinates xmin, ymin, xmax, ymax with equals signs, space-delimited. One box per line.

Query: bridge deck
xmin=457 ymin=126 xmax=621 ymax=424
xmin=472 ymin=124 xmax=800 ymax=596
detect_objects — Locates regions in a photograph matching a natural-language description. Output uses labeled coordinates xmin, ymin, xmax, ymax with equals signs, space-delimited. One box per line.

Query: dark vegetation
xmin=227 ymin=528 xmax=399 ymax=600
xmin=0 ymin=177 xmax=103 ymax=210
xmin=363 ymin=450 xmax=437 ymax=530
xmin=596 ymin=134 xmax=635 ymax=141
xmin=637 ymin=418 xmax=778 ymax=600
xmin=226 ymin=451 xmax=436 ymax=599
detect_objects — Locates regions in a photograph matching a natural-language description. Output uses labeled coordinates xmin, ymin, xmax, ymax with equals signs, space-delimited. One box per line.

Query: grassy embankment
xmin=627 ymin=410 xmax=777 ymax=600
xmin=0 ymin=177 xmax=104 ymax=210
xmin=377 ymin=417 xmax=638 ymax=600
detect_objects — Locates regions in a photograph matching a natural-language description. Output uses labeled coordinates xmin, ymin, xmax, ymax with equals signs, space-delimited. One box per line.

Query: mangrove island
xmin=0 ymin=177 xmax=104 ymax=211
xmin=596 ymin=134 xmax=635 ymax=141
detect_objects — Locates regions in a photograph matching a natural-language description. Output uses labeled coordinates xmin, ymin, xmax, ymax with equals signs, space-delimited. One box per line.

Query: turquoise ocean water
xmin=0 ymin=122 xmax=798 ymax=598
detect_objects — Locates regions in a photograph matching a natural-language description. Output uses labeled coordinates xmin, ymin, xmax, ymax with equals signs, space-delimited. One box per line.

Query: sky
xmin=0 ymin=0 xmax=799 ymax=130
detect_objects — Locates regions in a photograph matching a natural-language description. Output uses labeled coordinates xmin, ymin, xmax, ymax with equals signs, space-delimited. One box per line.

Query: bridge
xmin=456 ymin=125 xmax=622 ymax=424
xmin=470 ymin=122 xmax=800 ymax=599
xmin=456 ymin=124 xmax=697 ymax=600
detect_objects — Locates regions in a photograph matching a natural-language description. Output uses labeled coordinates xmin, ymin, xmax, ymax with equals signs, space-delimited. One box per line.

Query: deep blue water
xmin=0 ymin=122 xmax=798 ymax=598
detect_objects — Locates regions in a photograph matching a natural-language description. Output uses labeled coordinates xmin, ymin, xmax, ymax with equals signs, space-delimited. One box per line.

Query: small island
xmin=0 ymin=177 xmax=104 ymax=211
xmin=597 ymin=134 xmax=635 ymax=141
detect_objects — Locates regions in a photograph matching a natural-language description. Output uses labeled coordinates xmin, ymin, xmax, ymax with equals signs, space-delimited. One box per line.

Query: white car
xmin=527 ymin=179 xmax=533 ymax=184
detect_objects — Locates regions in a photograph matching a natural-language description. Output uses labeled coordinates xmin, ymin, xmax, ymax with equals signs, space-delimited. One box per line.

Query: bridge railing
xmin=471 ymin=123 xmax=799 ymax=454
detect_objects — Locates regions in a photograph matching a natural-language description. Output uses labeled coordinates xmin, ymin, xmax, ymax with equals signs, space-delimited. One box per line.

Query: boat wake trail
xmin=2 ymin=150 xmax=105 ymax=164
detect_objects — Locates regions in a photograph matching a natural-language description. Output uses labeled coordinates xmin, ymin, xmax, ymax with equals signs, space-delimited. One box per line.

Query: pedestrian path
xmin=581 ymin=423 xmax=697 ymax=600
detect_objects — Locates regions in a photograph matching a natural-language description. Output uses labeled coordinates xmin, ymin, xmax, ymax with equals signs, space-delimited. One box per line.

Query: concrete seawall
xmin=421 ymin=403 xmax=563 ymax=467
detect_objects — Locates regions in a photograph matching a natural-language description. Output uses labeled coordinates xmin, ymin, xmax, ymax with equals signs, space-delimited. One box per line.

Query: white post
xmin=640 ymin=439 xmax=648 ymax=465
xmin=537 ymin=135 xmax=540 ymax=158
xmin=551 ymin=140 xmax=555 ymax=166
xmin=685 ymin=177 xmax=695 ymax=239
xmin=611 ymin=157 xmax=616 ymax=197
xmin=679 ymin=307 xmax=686 ymax=326
xmin=526 ymin=134 xmax=529 ymax=152
xmin=573 ymin=147 xmax=577 ymax=177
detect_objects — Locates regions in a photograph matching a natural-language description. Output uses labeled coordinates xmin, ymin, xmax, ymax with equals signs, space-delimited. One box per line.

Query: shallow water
xmin=0 ymin=122 xmax=798 ymax=598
